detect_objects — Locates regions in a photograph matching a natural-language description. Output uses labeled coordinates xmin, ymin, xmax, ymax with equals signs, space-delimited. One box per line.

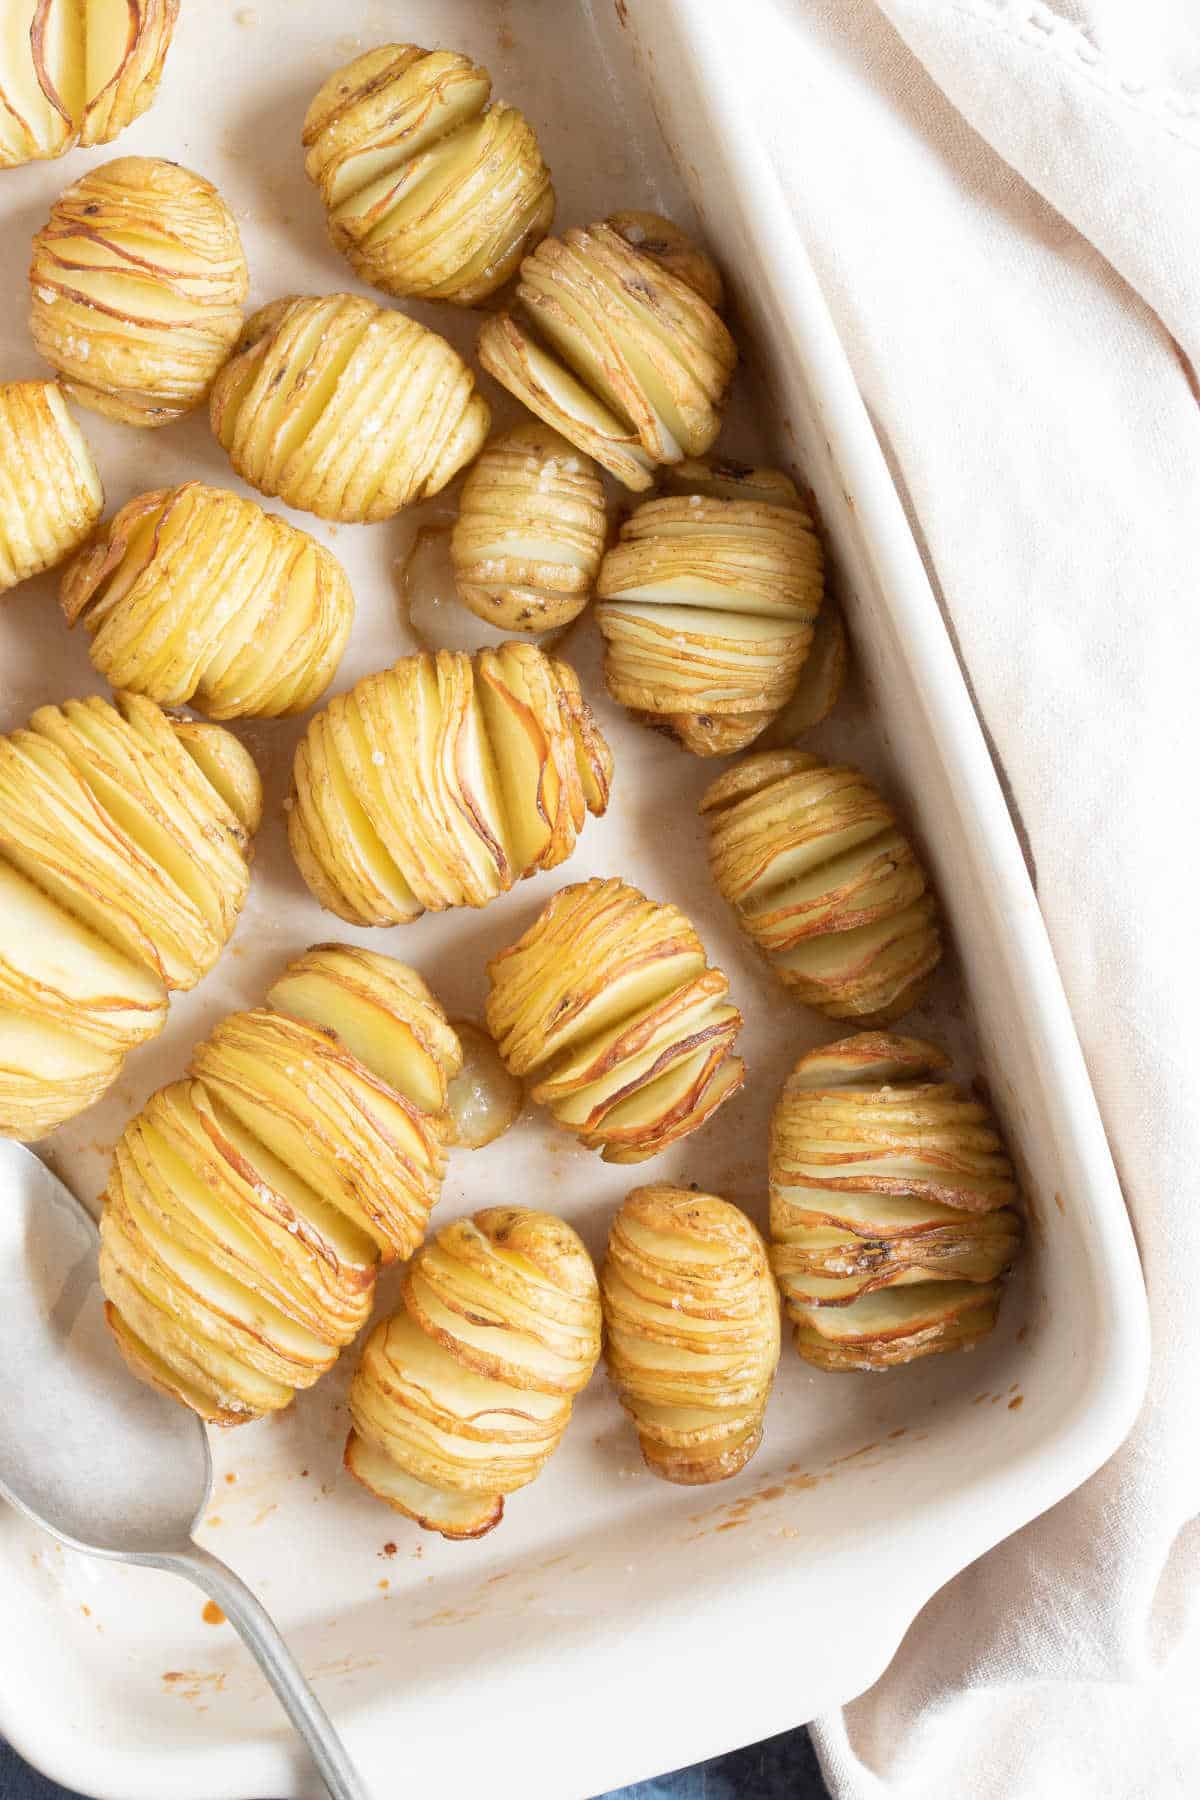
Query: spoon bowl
xmin=0 ymin=1140 xmax=369 ymax=1800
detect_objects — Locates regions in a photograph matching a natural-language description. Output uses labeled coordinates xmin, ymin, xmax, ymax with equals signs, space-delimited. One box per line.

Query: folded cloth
xmin=685 ymin=2 xmax=1200 ymax=1796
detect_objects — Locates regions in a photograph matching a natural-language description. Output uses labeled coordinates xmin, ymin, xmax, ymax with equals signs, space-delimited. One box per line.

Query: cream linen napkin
xmin=684 ymin=1 xmax=1200 ymax=1796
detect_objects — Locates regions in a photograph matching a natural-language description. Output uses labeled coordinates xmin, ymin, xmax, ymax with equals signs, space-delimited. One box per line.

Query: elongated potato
xmin=30 ymin=157 xmax=247 ymax=427
xmin=450 ymin=423 xmax=606 ymax=633
xmin=289 ymin=642 xmax=612 ymax=926
xmin=0 ymin=0 xmax=178 ymax=167
xmin=769 ymin=1033 xmax=1022 ymax=1369
xmin=701 ymin=750 xmax=942 ymax=1024
xmin=62 ymin=483 xmax=354 ymax=718
xmin=478 ymin=217 xmax=735 ymax=490
xmin=596 ymin=463 xmax=826 ymax=755
xmin=345 ymin=1208 xmax=600 ymax=1538
xmin=209 ymin=292 xmax=490 ymax=523
xmin=0 ymin=691 xmax=260 ymax=1140
xmin=486 ymin=877 xmax=745 ymax=1162
xmin=0 ymin=380 xmax=102 ymax=596
xmin=602 ymin=1185 xmax=779 ymax=1483
xmin=303 ymin=44 xmax=553 ymax=306
xmin=99 ymin=944 xmax=462 ymax=1425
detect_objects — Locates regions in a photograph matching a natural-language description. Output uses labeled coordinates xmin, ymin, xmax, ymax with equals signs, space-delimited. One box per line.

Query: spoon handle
xmin=164 ymin=1541 xmax=371 ymax=1800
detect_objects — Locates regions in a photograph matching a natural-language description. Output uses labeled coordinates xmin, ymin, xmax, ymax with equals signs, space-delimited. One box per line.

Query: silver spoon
xmin=0 ymin=1140 xmax=370 ymax=1800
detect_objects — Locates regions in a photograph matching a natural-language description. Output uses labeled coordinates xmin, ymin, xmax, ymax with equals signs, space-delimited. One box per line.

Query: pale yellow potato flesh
xmin=768 ymin=1031 xmax=1023 ymax=1370
xmin=345 ymin=1209 xmax=600 ymax=1537
xmin=478 ymin=218 xmax=733 ymax=489
xmin=62 ymin=483 xmax=354 ymax=719
xmin=701 ymin=749 xmax=942 ymax=1024
xmin=0 ymin=382 xmax=102 ymax=596
xmin=0 ymin=0 xmax=177 ymax=167
xmin=450 ymin=423 xmax=606 ymax=633
xmin=210 ymin=292 xmax=490 ymax=522
xmin=99 ymin=945 xmax=462 ymax=1423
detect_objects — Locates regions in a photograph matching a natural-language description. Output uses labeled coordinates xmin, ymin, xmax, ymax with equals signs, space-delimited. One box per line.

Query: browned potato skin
xmin=769 ymin=1032 xmax=1023 ymax=1370
xmin=99 ymin=945 xmax=462 ymax=1425
xmin=0 ymin=1 xmax=178 ymax=167
xmin=29 ymin=156 xmax=247 ymax=427
xmin=602 ymin=1186 xmax=780 ymax=1484
xmin=344 ymin=1208 xmax=601 ymax=1538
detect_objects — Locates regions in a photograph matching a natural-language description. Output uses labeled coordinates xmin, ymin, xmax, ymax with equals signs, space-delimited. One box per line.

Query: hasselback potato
xmin=0 ymin=692 xmax=260 ymax=1140
xmin=596 ymin=462 xmax=826 ymax=755
xmin=209 ymin=292 xmax=490 ymax=523
xmin=478 ymin=215 xmax=735 ymax=490
xmin=289 ymin=643 xmax=612 ymax=926
xmin=0 ymin=380 xmax=102 ymax=596
xmin=0 ymin=0 xmax=177 ymax=166
xmin=62 ymin=483 xmax=354 ymax=718
xmin=345 ymin=1208 xmax=600 ymax=1538
xmin=100 ymin=944 xmax=462 ymax=1424
xmin=450 ymin=422 xmax=606 ymax=633
xmin=701 ymin=750 xmax=941 ymax=1024
xmin=602 ymin=1186 xmax=779 ymax=1484
xmin=30 ymin=157 xmax=247 ymax=427
xmin=769 ymin=1033 xmax=1022 ymax=1369
xmin=486 ymin=877 xmax=745 ymax=1162
xmin=303 ymin=44 xmax=554 ymax=306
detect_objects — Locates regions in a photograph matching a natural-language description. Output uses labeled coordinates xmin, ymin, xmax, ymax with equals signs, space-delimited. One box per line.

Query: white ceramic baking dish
xmin=0 ymin=2 xmax=1149 ymax=1797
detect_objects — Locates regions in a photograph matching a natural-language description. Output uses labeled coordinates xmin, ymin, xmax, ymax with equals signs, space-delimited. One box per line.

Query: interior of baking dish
xmin=0 ymin=3 xmax=1148 ymax=1797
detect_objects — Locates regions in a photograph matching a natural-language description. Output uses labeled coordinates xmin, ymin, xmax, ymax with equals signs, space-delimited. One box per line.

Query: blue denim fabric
xmin=2 ymin=1727 xmax=829 ymax=1800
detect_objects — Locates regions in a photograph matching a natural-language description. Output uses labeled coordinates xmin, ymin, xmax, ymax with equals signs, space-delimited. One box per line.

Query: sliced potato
xmin=345 ymin=1209 xmax=600 ymax=1537
xmin=769 ymin=1032 xmax=1022 ymax=1370
xmin=210 ymin=293 xmax=489 ymax=522
xmin=0 ymin=0 xmax=177 ymax=168
xmin=701 ymin=750 xmax=942 ymax=1024
xmin=303 ymin=44 xmax=553 ymax=307
xmin=602 ymin=1186 xmax=779 ymax=1484
xmin=30 ymin=156 xmax=246 ymax=427
xmin=100 ymin=944 xmax=459 ymax=1422
xmin=0 ymin=382 xmax=103 ymax=596
xmin=289 ymin=644 xmax=611 ymax=927
xmin=486 ymin=877 xmax=744 ymax=1162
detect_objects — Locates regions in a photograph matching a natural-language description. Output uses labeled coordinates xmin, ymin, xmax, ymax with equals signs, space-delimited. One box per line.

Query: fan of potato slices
xmin=289 ymin=643 xmax=612 ymax=926
xmin=345 ymin=1207 xmax=601 ymax=1538
xmin=702 ymin=750 xmax=943 ymax=1023
xmin=0 ymin=693 xmax=259 ymax=1141
xmin=769 ymin=1033 xmax=1023 ymax=1369
xmin=99 ymin=945 xmax=461 ymax=1423
xmin=602 ymin=1185 xmax=780 ymax=1483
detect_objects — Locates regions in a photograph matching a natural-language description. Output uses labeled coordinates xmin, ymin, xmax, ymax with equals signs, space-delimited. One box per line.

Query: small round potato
xmin=30 ymin=157 xmax=248 ymax=427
